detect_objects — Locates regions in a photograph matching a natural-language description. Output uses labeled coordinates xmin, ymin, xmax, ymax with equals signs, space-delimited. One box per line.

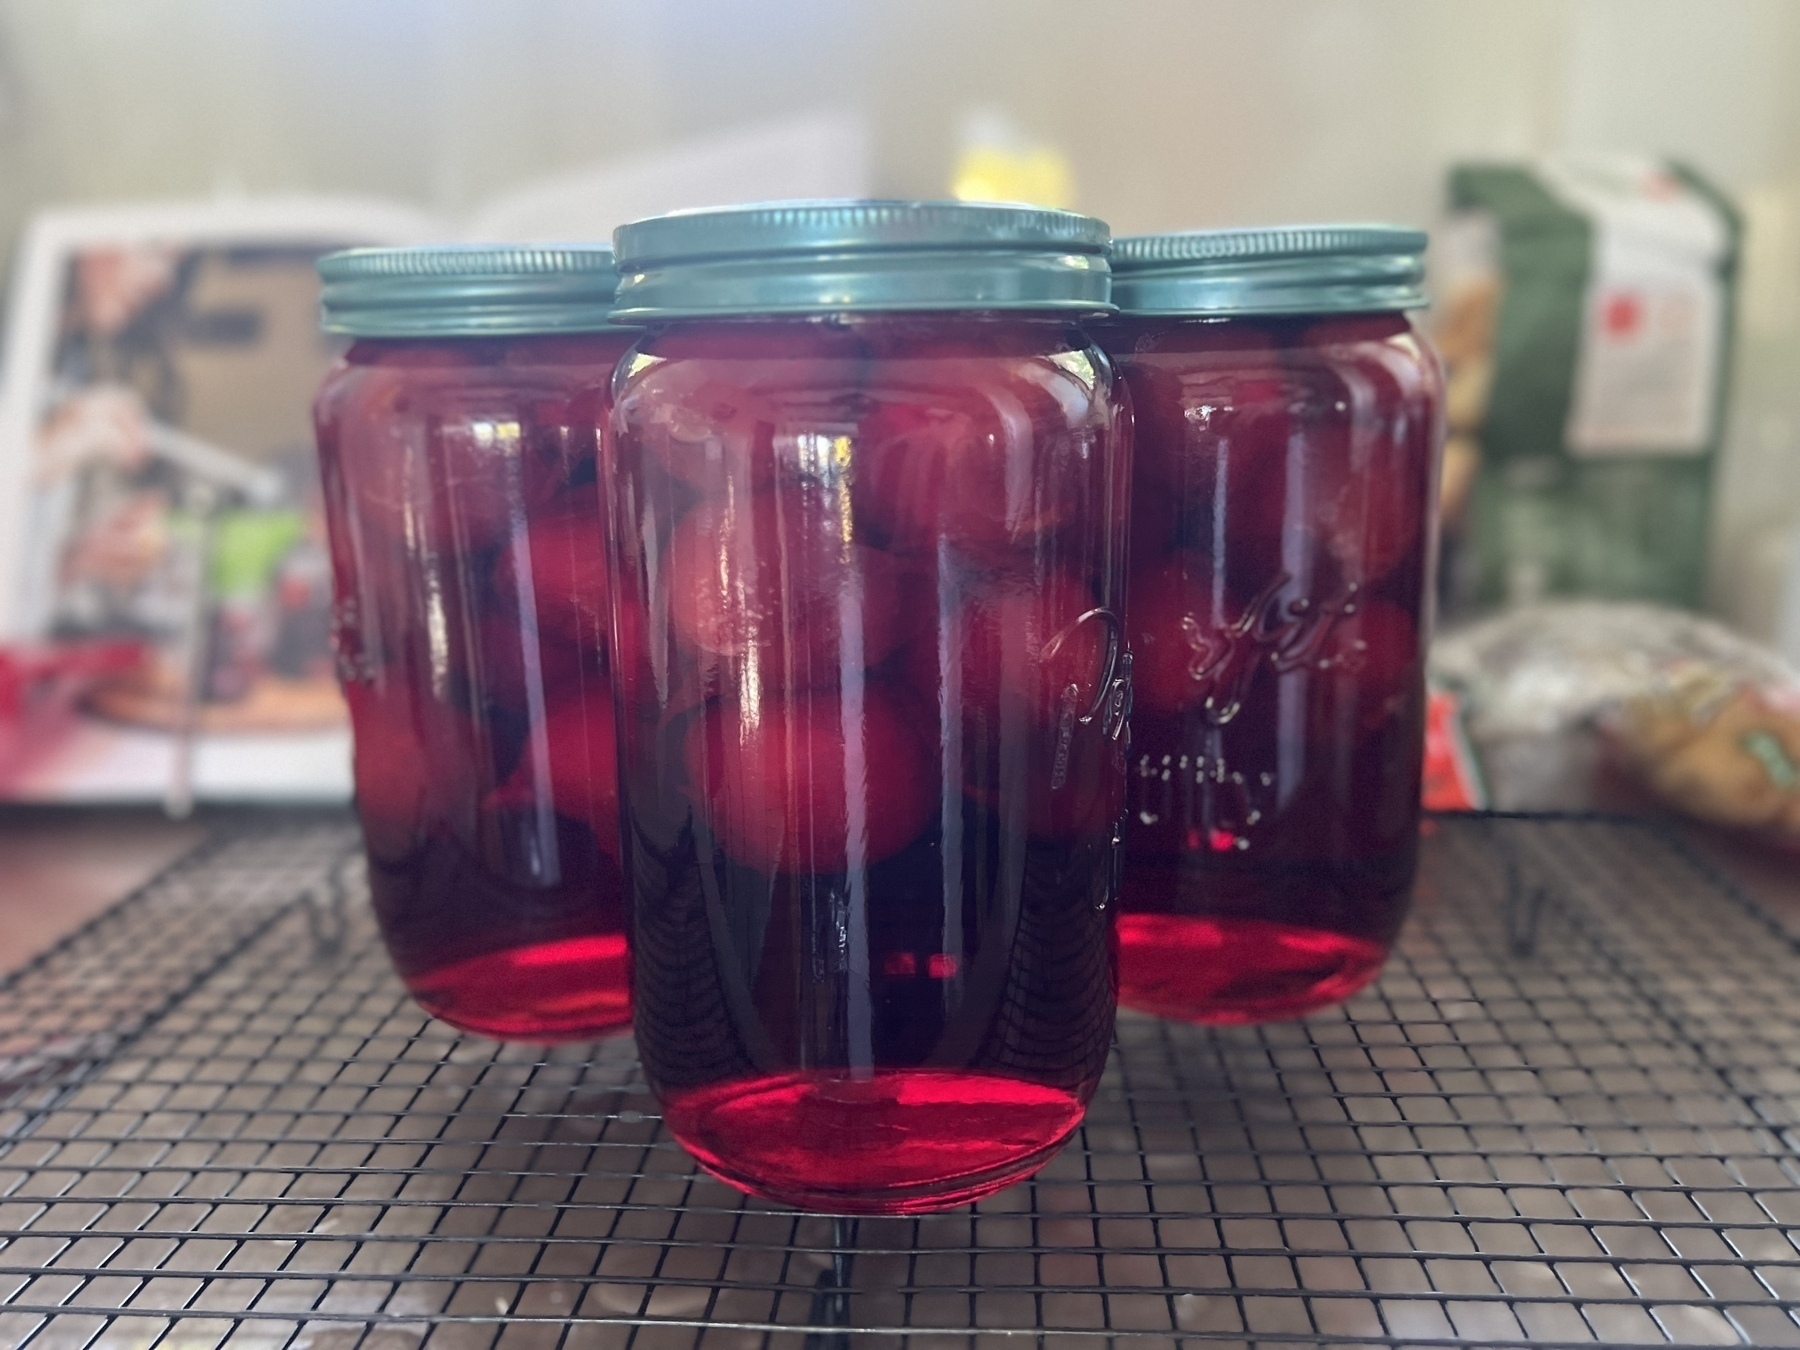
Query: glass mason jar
xmin=312 ymin=246 xmax=638 ymax=1041
xmin=606 ymin=202 xmax=1130 ymax=1214
xmin=1099 ymin=227 xmax=1443 ymax=1024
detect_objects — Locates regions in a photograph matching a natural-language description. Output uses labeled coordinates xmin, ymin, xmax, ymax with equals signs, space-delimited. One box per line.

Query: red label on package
xmin=1422 ymin=686 xmax=1487 ymax=811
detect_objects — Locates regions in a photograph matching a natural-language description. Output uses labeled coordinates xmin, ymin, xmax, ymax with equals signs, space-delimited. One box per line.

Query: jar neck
xmin=640 ymin=312 xmax=1108 ymax=361
xmin=647 ymin=309 xmax=1107 ymax=329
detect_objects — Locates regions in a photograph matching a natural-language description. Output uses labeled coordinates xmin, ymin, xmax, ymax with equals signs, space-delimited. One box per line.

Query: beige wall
xmin=1 ymin=0 xmax=1798 ymax=616
xmin=3 ymin=1 xmax=1795 ymax=230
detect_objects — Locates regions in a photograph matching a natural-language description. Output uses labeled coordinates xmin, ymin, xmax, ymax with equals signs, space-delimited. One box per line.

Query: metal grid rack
xmin=1 ymin=814 xmax=1799 ymax=1348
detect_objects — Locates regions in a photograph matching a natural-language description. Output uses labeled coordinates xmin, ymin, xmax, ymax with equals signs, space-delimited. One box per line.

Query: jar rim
xmin=610 ymin=199 xmax=1114 ymax=319
xmin=318 ymin=244 xmax=630 ymax=337
xmin=1109 ymin=224 xmax=1428 ymax=316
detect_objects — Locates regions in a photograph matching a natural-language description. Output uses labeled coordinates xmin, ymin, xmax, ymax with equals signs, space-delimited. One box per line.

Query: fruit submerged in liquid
xmin=681 ymin=688 xmax=935 ymax=874
xmin=666 ymin=492 xmax=915 ymax=693
xmin=852 ymin=363 xmax=1096 ymax=562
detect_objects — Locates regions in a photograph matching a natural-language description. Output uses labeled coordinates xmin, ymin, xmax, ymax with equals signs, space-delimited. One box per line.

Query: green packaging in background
xmin=1438 ymin=158 xmax=1741 ymax=614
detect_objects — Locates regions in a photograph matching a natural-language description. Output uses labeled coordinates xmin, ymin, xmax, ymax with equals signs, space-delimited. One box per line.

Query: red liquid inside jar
xmin=314 ymin=331 xmax=639 ymax=1041
xmin=1101 ymin=312 xmax=1442 ymax=1023
xmin=608 ymin=318 xmax=1126 ymax=1213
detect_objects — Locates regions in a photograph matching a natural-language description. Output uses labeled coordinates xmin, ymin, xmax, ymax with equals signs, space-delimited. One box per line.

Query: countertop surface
xmin=0 ymin=808 xmax=205 ymax=976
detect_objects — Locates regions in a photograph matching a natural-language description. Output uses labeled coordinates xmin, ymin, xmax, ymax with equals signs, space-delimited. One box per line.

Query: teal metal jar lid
xmin=1110 ymin=225 xmax=1427 ymax=316
xmin=610 ymin=199 xmax=1113 ymax=320
xmin=317 ymin=244 xmax=627 ymax=337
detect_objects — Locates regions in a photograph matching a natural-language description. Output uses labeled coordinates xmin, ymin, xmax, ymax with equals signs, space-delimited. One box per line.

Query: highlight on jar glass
xmin=606 ymin=201 xmax=1131 ymax=1214
xmin=1099 ymin=226 xmax=1443 ymax=1025
xmin=312 ymin=245 xmax=638 ymax=1042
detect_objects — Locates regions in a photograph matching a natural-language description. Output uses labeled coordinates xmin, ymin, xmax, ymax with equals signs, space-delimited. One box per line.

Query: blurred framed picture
xmin=0 ymin=118 xmax=868 ymax=802
xmin=0 ymin=197 xmax=430 ymax=801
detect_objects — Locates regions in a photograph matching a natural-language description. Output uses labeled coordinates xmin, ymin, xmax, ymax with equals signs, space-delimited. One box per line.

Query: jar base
xmin=1117 ymin=913 xmax=1388 ymax=1024
xmin=661 ymin=1069 xmax=1087 ymax=1214
xmin=407 ymin=932 xmax=633 ymax=1042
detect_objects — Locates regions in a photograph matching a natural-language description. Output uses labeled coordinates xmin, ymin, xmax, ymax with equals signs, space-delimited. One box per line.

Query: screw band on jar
xmin=611 ymin=199 xmax=1114 ymax=319
xmin=1109 ymin=224 xmax=1428 ymax=316
xmin=319 ymin=244 xmax=630 ymax=336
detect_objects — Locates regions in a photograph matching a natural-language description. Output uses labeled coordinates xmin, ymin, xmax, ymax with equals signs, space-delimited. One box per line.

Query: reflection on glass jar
xmin=312 ymin=246 xmax=638 ymax=1041
xmin=1101 ymin=228 xmax=1444 ymax=1024
xmin=606 ymin=202 xmax=1127 ymax=1214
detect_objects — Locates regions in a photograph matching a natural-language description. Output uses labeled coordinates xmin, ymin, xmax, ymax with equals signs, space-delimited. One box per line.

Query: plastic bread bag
xmin=1429 ymin=602 xmax=1800 ymax=845
xmin=1607 ymin=665 xmax=1800 ymax=847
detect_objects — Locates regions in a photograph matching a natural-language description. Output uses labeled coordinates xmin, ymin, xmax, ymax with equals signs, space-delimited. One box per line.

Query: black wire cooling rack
xmin=1 ymin=813 xmax=1799 ymax=1348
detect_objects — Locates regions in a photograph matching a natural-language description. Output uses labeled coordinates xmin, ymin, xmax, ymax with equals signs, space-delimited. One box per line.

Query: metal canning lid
xmin=1109 ymin=224 xmax=1428 ymax=316
xmin=611 ymin=199 xmax=1113 ymax=319
xmin=317 ymin=245 xmax=628 ymax=337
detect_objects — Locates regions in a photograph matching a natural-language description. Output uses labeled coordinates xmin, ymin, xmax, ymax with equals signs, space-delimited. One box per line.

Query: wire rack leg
xmin=303 ymin=848 xmax=358 ymax=960
xmin=1488 ymin=816 xmax=1550 ymax=957
xmin=803 ymin=1217 xmax=860 ymax=1349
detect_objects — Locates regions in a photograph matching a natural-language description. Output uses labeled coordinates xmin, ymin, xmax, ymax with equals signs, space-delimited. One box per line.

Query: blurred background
xmin=1 ymin=0 xmax=1798 ymax=596
xmin=0 ymin=0 xmax=1796 ymax=813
